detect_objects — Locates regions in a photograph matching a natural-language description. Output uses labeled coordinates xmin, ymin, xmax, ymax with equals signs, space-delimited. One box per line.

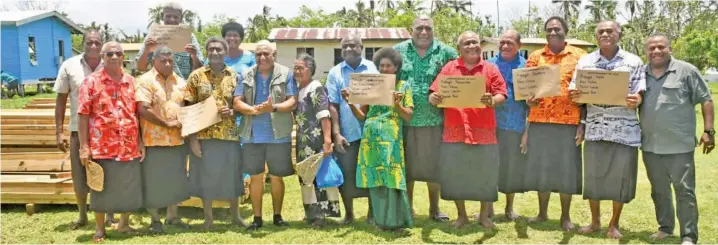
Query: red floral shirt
xmin=430 ymin=58 xmax=507 ymax=145
xmin=78 ymin=69 xmax=140 ymax=161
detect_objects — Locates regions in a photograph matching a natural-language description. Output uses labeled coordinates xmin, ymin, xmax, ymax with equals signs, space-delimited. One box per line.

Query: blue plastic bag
xmin=315 ymin=154 xmax=344 ymax=188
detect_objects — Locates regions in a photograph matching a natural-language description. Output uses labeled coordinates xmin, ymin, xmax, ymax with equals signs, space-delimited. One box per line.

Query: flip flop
xmin=431 ymin=212 xmax=450 ymax=222
xmin=104 ymin=220 xmax=118 ymax=228
xmin=116 ymin=227 xmax=138 ymax=235
xmin=69 ymin=220 xmax=87 ymax=230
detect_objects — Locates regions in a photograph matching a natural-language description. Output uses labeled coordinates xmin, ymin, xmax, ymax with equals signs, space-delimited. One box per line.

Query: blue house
xmin=1 ymin=10 xmax=85 ymax=84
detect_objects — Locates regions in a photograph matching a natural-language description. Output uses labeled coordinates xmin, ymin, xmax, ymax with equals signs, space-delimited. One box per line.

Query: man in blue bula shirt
xmin=327 ymin=33 xmax=379 ymax=224
xmin=486 ymin=30 xmax=529 ymax=221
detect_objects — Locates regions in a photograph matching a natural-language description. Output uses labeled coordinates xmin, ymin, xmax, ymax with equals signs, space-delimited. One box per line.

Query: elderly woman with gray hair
xmin=292 ymin=53 xmax=340 ymax=227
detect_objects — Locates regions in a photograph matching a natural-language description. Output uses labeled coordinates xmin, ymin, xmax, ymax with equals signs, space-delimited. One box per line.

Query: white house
xmin=268 ymin=28 xmax=411 ymax=79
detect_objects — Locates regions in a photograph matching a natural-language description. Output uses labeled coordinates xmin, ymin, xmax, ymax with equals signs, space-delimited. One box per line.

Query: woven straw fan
xmin=85 ymin=160 xmax=104 ymax=192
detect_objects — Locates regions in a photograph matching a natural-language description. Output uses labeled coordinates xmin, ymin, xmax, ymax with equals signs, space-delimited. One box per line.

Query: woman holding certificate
xmin=342 ymin=47 xmax=414 ymax=232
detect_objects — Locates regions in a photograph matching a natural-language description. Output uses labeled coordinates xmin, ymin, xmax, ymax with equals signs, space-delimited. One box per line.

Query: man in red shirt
xmin=428 ymin=31 xmax=507 ymax=229
xmin=78 ymin=41 xmax=144 ymax=242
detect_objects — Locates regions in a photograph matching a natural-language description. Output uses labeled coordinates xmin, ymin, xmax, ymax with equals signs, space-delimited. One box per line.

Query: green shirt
xmin=394 ymin=39 xmax=458 ymax=127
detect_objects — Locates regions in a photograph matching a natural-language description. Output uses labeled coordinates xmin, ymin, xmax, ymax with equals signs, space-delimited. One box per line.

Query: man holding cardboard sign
xmin=428 ymin=31 xmax=506 ymax=229
xmin=567 ymin=20 xmax=645 ymax=239
xmin=326 ymin=34 xmax=378 ymax=224
xmin=136 ymin=2 xmax=203 ymax=79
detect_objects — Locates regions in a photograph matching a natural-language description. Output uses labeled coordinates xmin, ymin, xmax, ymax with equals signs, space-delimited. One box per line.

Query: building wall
xmin=15 ymin=17 xmax=73 ymax=82
xmin=275 ymin=40 xmax=404 ymax=79
xmin=1 ymin=25 xmax=21 ymax=77
xmin=480 ymin=42 xmax=540 ymax=60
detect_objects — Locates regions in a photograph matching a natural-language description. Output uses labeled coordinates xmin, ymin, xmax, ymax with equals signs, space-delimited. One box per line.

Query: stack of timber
xmin=0 ymin=99 xmax=299 ymax=213
xmin=1 ymin=107 xmax=74 ymax=214
xmin=23 ymin=98 xmax=68 ymax=110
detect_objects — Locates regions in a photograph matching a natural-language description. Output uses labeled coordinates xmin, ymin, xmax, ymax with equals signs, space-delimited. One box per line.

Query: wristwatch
xmin=704 ymin=129 xmax=715 ymax=136
xmin=272 ymin=105 xmax=278 ymax=112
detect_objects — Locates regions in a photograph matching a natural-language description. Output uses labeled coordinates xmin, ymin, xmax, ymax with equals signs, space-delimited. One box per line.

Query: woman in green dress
xmin=342 ymin=47 xmax=414 ymax=232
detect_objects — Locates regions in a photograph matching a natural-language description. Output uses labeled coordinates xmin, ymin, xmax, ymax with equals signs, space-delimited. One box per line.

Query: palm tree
xmin=551 ymin=0 xmax=581 ymax=26
xmin=399 ymin=0 xmax=427 ymax=13
xmin=584 ymin=0 xmax=617 ymax=23
xmin=147 ymin=6 xmax=163 ymax=28
xmin=354 ymin=1 xmax=372 ymax=27
xmin=431 ymin=0 xmax=447 ymax=13
xmin=147 ymin=5 xmax=198 ymax=28
xmin=445 ymin=0 xmax=472 ymax=16
xmin=625 ymin=0 xmax=638 ymax=20
xmin=379 ymin=0 xmax=395 ymax=10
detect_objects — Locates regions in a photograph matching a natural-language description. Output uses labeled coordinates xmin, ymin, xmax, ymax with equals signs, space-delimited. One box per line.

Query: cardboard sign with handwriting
xmin=575 ymin=70 xmax=629 ymax=106
xmin=512 ymin=65 xmax=562 ymax=100
xmin=437 ymin=75 xmax=486 ymax=108
xmin=147 ymin=24 xmax=193 ymax=53
xmin=178 ymin=96 xmax=222 ymax=137
xmin=348 ymin=74 xmax=395 ymax=106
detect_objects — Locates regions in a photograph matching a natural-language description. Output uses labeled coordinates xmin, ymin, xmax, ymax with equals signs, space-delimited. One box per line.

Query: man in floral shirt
xmin=78 ymin=41 xmax=144 ymax=242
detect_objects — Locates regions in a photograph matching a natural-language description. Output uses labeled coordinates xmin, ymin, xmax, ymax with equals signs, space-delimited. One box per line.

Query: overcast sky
xmin=5 ymin=0 xmax=561 ymax=34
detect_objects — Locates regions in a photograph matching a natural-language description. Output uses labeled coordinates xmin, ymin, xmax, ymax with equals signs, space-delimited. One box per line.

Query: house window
xmin=482 ymin=51 xmax=488 ymax=60
xmin=490 ymin=51 xmax=495 ymax=57
xmin=58 ymin=40 xmax=65 ymax=60
xmin=364 ymin=47 xmax=382 ymax=61
xmin=334 ymin=49 xmax=343 ymax=65
xmin=521 ymin=50 xmax=529 ymax=59
xmin=29 ymin=36 xmax=38 ymax=66
xmin=296 ymin=47 xmax=314 ymax=57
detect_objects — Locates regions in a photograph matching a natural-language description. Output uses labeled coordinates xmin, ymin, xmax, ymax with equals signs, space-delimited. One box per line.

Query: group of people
xmin=52 ymin=2 xmax=713 ymax=244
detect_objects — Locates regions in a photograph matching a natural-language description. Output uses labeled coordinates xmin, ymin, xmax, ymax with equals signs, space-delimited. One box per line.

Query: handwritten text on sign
xmin=178 ymin=96 xmax=222 ymax=137
xmin=512 ymin=65 xmax=561 ymax=100
xmin=147 ymin=25 xmax=193 ymax=53
xmin=437 ymin=75 xmax=486 ymax=108
xmin=349 ymin=73 xmax=395 ymax=106
xmin=575 ymin=70 xmax=630 ymax=106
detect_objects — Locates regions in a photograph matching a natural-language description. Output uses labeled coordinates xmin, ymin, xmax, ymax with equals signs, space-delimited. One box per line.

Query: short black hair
xmin=372 ymin=47 xmax=403 ymax=74
xmin=544 ymin=16 xmax=569 ymax=34
xmin=646 ymin=32 xmax=672 ymax=48
xmin=222 ymin=21 xmax=245 ymax=41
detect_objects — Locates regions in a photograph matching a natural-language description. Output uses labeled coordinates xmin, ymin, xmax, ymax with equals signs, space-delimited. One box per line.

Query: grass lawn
xmin=0 ymin=85 xmax=56 ymax=109
xmin=1 ymin=85 xmax=716 ymax=244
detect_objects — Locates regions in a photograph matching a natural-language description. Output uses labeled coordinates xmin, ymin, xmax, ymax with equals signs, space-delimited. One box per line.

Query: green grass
xmin=1 ymin=85 xmax=717 ymax=244
xmin=0 ymin=85 xmax=56 ymax=109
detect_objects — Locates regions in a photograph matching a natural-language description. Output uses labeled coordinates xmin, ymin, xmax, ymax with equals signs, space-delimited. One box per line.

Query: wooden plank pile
xmin=23 ymin=98 xmax=68 ymax=110
xmin=1 ymin=98 xmax=298 ymax=214
xmin=1 ymin=104 xmax=74 ymax=214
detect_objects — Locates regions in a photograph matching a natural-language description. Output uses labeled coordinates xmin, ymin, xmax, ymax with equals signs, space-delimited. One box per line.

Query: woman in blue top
xmin=218 ymin=21 xmax=257 ymax=203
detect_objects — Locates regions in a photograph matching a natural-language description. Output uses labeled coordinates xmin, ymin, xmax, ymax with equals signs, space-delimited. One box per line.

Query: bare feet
xmin=505 ymin=211 xmax=522 ymax=221
xmin=69 ymin=220 xmax=87 ymax=230
xmin=561 ymin=219 xmax=575 ymax=231
xmin=578 ymin=223 xmax=601 ymax=234
xmin=681 ymin=241 xmax=695 ymax=245
xmin=453 ymin=216 xmax=469 ymax=229
xmin=479 ymin=219 xmax=496 ymax=229
xmin=340 ymin=216 xmax=354 ymax=225
xmin=92 ymin=230 xmax=105 ymax=243
xmin=606 ymin=226 xmax=623 ymax=239
xmin=431 ymin=212 xmax=450 ymax=222
xmin=528 ymin=215 xmax=548 ymax=223
xmin=115 ymin=226 xmax=137 ymax=234
xmin=650 ymin=231 xmax=670 ymax=240
xmin=201 ymin=221 xmax=213 ymax=231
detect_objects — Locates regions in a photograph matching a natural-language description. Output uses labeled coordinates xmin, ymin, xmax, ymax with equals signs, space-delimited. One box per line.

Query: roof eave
xmin=13 ymin=11 xmax=85 ymax=34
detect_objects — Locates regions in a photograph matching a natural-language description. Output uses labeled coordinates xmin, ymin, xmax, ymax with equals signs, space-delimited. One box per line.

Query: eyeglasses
xmin=104 ymin=51 xmax=124 ymax=57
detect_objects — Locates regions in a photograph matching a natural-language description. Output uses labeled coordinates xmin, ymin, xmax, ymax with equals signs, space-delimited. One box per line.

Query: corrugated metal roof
xmin=239 ymin=42 xmax=275 ymax=51
xmin=482 ymin=37 xmax=596 ymax=47
xmin=0 ymin=10 xmax=85 ymax=33
xmin=268 ymin=28 xmax=410 ymax=41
